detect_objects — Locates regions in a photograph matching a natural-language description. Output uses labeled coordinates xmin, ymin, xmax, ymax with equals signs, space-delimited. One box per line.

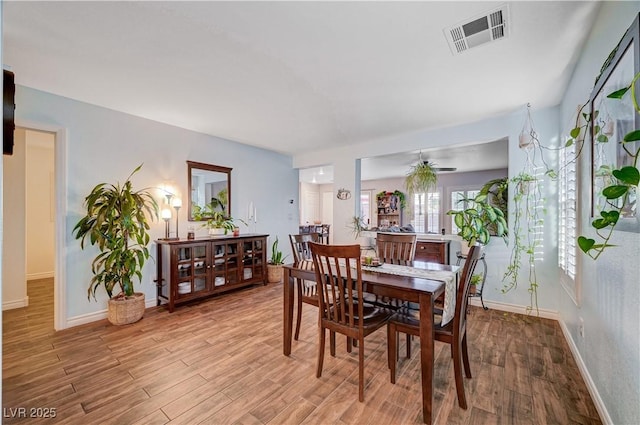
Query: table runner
xmin=362 ymin=263 xmax=457 ymax=326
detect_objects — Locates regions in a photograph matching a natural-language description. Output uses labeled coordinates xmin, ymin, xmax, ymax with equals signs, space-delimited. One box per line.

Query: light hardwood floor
xmin=3 ymin=279 xmax=601 ymax=424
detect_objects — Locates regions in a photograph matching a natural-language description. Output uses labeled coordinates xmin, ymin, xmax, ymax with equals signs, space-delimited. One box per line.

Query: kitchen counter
xmin=416 ymin=233 xmax=460 ymax=242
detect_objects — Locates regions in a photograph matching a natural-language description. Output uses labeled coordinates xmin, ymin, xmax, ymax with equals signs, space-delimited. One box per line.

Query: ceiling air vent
xmin=444 ymin=5 xmax=509 ymax=54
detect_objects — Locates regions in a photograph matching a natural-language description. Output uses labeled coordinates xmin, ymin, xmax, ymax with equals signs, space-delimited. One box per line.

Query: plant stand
xmin=456 ymin=251 xmax=488 ymax=310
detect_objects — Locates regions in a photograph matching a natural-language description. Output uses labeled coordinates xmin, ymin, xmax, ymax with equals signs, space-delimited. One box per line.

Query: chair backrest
xmin=452 ymin=244 xmax=484 ymax=335
xmin=376 ymin=233 xmax=417 ymax=265
xmin=309 ymin=242 xmax=364 ymax=331
xmin=289 ymin=233 xmax=320 ymax=262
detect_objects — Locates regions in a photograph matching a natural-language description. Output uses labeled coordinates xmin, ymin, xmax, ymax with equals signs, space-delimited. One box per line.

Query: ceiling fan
xmin=422 ymin=160 xmax=457 ymax=172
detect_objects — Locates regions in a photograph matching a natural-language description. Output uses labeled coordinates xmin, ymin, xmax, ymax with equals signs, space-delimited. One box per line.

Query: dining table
xmin=282 ymin=259 xmax=460 ymax=425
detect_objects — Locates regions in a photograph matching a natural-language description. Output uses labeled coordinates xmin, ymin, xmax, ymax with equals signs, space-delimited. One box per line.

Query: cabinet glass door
xmin=176 ymin=244 xmax=211 ymax=298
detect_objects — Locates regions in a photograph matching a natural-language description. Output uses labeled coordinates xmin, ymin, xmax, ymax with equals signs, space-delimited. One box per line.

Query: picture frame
xmin=590 ymin=13 xmax=640 ymax=233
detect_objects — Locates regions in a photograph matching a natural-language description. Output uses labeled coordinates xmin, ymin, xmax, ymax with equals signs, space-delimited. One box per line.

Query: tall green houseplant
xmin=73 ymin=165 xmax=159 ymax=301
xmin=447 ymin=193 xmax=508 ymax=247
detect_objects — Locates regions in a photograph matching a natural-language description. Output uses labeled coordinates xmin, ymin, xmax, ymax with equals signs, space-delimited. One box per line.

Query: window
xmin=559 ymin=138 xmax=579 ymax=303
xmin=450 ymin=189 xmax=480 ymax=234
xmin=411 ymin=190 xmax=441 ymax=233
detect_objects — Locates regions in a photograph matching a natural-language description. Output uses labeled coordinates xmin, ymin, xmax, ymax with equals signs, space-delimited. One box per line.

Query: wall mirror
xmin=187 ymin=161 xmax=232 ymax=221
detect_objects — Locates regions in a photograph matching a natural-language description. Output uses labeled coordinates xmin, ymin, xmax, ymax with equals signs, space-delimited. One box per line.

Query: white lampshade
xmin=172 ymin=197 xmax=182 ymax=208
xmin=161 ymin=208 xmax=172 ymax=219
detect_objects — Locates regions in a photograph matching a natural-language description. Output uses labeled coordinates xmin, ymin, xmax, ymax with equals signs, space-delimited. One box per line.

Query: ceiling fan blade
xmin=422 ymin=161 xmax=457 ymax=172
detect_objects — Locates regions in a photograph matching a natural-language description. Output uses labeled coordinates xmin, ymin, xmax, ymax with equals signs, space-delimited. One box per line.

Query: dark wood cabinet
xmin=156 ymin=234 xmax=268 ymax=312
xmin=414 ymin=240 xmax=450 ymax=264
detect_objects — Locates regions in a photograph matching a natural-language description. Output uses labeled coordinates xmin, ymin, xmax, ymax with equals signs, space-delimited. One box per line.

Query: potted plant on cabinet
xmin=73 ymin=164 xmax=158 ymax=325
xmin=447 ymin=193 xmax=507 ymax=253
xmin=267 ymin=237 xmax=287 ymax=283
xmin=192 ymin=202 xmax=246 ymax=235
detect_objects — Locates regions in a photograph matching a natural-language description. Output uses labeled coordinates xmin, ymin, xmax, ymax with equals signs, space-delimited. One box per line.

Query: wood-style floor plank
xmin=3 ymin=279 xmax=602 ymax=424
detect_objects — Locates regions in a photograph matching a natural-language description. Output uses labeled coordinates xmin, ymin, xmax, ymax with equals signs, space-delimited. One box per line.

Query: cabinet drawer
xmin=414 ymin=241 xmax=450 ymax=264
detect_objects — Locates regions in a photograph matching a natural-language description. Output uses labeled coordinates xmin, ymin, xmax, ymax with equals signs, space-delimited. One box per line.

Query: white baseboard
xmin=66 ymin=309 xmax=108 ymax=328
xmin=468 ymin=297 xmax=559 ymax=320
xmin=3 ymin=297 xmax=29 ymax=311
xmin=64 ymin=298 xmax=158 ymax=329
xmin=558 ymin=319 xmax=612 ymax=425
xmin=27 ymin=271 xmax=54 ymax=280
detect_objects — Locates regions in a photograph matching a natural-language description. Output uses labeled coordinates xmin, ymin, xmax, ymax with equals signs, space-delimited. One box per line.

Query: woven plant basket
xmin=107 ymin=292 xmax=145 ymax=325
xmin=267 ymin=264 xmax=283 ymax=283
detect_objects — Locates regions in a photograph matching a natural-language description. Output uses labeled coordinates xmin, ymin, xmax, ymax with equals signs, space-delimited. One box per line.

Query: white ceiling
xmin=3 ymin=1 xmax=599 ymax=164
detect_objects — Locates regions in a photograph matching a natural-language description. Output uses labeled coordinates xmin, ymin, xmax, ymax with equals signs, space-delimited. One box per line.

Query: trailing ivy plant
xmin=576 ymin=73 xmax=640 ymax=259
xmin=502 ymin=172 xmax=544 ymax=314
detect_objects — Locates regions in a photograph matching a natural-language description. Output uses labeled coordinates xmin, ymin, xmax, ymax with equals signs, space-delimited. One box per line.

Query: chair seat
xmin=361 ymin=292 xmax=406 ymax=310
xmin=389 ymin=309 xmax=445 ymax=330
xmin=328 ymin=303 xmax=393 ymax=328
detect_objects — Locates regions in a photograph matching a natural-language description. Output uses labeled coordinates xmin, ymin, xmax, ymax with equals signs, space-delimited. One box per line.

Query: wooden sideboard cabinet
xmin=156 ymin=234 xmax=268 ymax=312
xmin=414 ymin=240 xmax=450 ymax=265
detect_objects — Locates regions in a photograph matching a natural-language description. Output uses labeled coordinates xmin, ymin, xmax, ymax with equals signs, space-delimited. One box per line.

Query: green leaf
xmin=496 ymin=221 xmax=505 ymax=237
xmin=464 ymin=208 xmax=479 ymax=217
xmin=591 ymin=218 xmax=609 ymax=229
xmin=612 ymin=166 xmax=640 ymax=186
xmin=474 ymin=194 xmax=487 ymax=203
xmin=486 ymin=208 xmax=497 ymax=222
xmin=454 ymin=214 xmax=463 ymax=228
xmin=607 ymin=86 xmax=629 ymax=99
xmin=565 ymin=139 xmax=574 ymax=147
xmin=600 ymin=210 xmax=620 ymax=225
xmin=623 ymin=130 xmax=640 ymax=142
xmin=577 ymin=236 xmax=595 ymax=253
xmin=602 ymin=185 xmax=629 ymax=199
xmin=569 ymin=128 xmax=581 ymax=139
xmin=597 ymin=134 xmax=608 ymax=144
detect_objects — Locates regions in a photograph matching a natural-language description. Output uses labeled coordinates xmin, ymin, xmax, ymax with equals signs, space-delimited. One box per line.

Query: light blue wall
xmin=15 ymin=85 xmax=300 ymax=323
xmin=559 ymin=3 xmax=640 ymax=424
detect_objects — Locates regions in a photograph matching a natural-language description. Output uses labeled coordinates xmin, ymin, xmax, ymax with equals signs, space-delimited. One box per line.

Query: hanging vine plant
xmin=405 ymin=155 xmax=438 ymax=203
xmin=502 ymin=172 xmax=544 ymax=314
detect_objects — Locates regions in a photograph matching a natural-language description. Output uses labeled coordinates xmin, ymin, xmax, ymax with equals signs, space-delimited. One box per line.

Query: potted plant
xmin=479 ymin=177 xmax=508 ymax=233
xmin=447 ymin=193 xmax=507 ymax=253
xmin=267 ymin=237 xmax=287 ymax=283
xmin=192 ymin=202 xmax=245 ymax=235
xmin=469 ymin=273 xmax=483 ymax=295
xmin=72 ymin=164 xmax=158 ymax=325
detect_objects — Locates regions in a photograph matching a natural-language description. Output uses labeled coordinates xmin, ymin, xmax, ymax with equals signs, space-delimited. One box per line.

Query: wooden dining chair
xmin=373 ymin=232 xmax=418 ymax=362
xmin=387 ymin=244 xmax=484 ymax=410
xmin=289 ymin=233 xmax=320 ymax=340
xmin=309 ymin=242 xmax=393 ymax=402
xmin=365 ymin=232 xmax=418 ymax=310
xmin=376 ymin=232 xmax=417 ymax=265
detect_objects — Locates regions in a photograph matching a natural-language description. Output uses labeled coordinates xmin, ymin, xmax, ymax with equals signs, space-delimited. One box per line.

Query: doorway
xmin=2 ymin=126 xmax=62 ymax=329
